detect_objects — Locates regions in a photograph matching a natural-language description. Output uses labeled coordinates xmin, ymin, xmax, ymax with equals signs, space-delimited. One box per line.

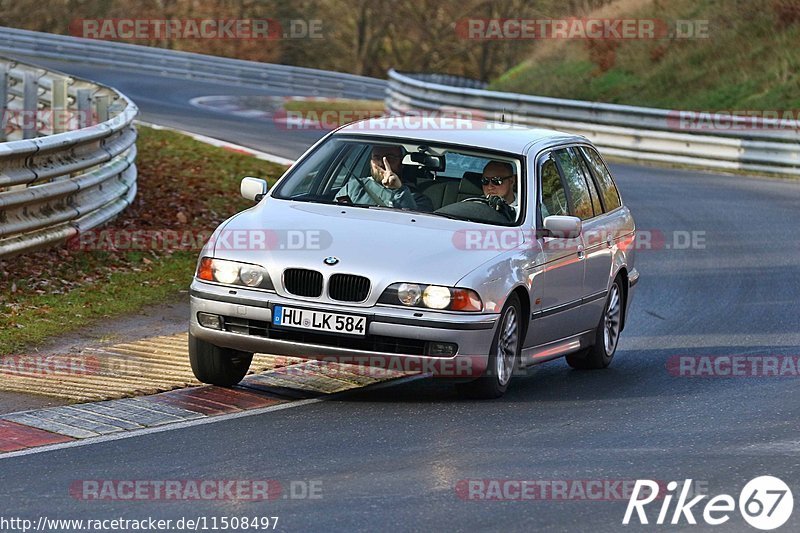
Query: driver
xmin=481 ymin=160 xmax=517 ymax=219
xmin=336 ymin=145 xmax=418 ymax=209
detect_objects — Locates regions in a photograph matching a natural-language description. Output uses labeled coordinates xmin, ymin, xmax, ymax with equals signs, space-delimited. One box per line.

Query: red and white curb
xmin=0 ymin=367 xmax=423 ymax=457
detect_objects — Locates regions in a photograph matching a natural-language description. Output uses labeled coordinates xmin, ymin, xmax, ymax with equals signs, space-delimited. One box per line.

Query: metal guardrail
xmin=387 ymin=70 xmax=800 ymax=176
xmin=0 ymin=26 xmax=387 ymax=100
xmin=405 ymin=73 xmax=488 ymax=90
xmin=0 ymin=56 xmax=137 ymax=258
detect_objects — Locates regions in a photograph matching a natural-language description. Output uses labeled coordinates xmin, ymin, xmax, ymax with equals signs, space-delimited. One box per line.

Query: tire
xmin=189 ymin=333 xmax=253 ymax=386
xmin=456 ymin=293 xmax=522 ymax=399
xmin=566 ymin=277 xmax=624 ymax=370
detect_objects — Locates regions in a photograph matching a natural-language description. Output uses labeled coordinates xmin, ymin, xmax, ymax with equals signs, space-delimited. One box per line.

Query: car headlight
xmin=196 ymin=257 xmax=274 ymax=290
xmin=422 ymin=285 xmax=451 ymax=309
xmin=397 ymin=283 xmax=422 ymax=306
xmin=238 ymin=264 xmax=265 ymax=287
xmin=213 ymin=260 xmax=239 ymax=285
xmin=378 ymin=283 xmax=482 ymax=312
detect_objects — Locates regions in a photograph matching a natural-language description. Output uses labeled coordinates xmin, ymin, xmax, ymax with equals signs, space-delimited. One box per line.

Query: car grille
xmin=328 ymin=274 xmax=370 ymax=302
xmin=222 ymin=316 xmax=427 ymax=356
xmin=283 ymin=268 xmax=323 ymax=297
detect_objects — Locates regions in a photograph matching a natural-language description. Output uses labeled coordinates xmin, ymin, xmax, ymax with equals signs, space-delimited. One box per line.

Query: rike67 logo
xmin=623 ymin=476 xmax=793 ymax=530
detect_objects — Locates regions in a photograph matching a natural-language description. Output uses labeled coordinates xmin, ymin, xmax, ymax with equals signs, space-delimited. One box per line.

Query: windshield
xmin=272 ymin=137 xmax=524 ymax=225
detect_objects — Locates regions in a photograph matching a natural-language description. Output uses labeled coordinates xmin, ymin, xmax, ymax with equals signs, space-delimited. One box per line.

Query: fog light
xmin=425 ymin=342 xmax=457 ymax=356
xmin=197 ymin=312 xmax=222 ymax=330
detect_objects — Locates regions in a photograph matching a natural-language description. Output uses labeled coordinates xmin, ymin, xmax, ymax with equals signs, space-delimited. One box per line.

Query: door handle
xmin=606 ymin=234 xmax=614 ymax=247
xmin=577 ymin=246 xmax=585 ymax=260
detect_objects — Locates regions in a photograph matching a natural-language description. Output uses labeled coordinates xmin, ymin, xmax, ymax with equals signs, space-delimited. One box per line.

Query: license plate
xmin=272 ymin=305 xmax=367 ymax=336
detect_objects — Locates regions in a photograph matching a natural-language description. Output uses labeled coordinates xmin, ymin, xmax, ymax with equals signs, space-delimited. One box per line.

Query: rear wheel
xmin=566 ymin=278 xmax=623 ymax=370
xmin=456 ymin=293 xmax=521 ymax=399
xmin=189 ymin=333 xmax=253 ymax=386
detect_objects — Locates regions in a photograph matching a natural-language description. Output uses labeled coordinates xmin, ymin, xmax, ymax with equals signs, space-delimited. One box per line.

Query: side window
xmin=580 ymin=147 xmax=621 ymax=211
xmin=554 ymin=148 xmax=593 ymax=220
xmin=539 ymin=156 xmax=568 ymax=218
xmin=570 ymin=147 xmax=603 ymax=215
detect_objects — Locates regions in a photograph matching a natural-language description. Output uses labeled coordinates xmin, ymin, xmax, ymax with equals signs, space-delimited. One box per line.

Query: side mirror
xmin=241 ymin=177 xmax=268 ymax=202
xmin=543 ymin=215 xmax=582 ymax=239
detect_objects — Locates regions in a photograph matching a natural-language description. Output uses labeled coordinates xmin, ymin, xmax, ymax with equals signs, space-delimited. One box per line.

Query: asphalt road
xmin=9 ymin=55 xmax=328 ymax=160
xmin=1 ymin=57 xmax=798 ymax=532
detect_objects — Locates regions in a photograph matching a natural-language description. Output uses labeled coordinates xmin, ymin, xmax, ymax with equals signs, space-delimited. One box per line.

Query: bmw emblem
xmin=323 ymin=256 xmax=339 ymax=266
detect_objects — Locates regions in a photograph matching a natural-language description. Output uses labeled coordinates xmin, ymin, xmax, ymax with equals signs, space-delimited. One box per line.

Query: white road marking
xmin=0 ymin=374 xmax=429 ymax=460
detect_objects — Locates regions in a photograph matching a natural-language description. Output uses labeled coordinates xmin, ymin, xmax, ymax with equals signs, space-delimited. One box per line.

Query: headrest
xmin=401 ymin=165 xmax=434 ymax=187
xmin=459 ymin=171 xmax=484 ymax=196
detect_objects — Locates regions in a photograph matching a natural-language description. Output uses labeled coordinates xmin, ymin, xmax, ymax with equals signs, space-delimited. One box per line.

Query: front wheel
xmin=189 ymin=333 xmax=253 ymax=386
xmin=456 ymin=293 xmax=521 ymax=399
xmin=566 ymin=277 xmax=623 ymax=370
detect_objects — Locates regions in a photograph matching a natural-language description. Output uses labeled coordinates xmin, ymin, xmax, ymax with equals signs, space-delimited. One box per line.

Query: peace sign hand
xmin=380 ymin=157 xmax=402 ymax=189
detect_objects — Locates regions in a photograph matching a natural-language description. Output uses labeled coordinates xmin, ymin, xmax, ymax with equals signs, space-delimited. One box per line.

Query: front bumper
xmin=189 ymin=280 xmax=499 ymax=377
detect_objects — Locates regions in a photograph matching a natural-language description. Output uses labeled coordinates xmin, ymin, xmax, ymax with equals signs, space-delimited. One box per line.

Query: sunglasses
xmin=481 ymin=175 xmax=513 ymax=186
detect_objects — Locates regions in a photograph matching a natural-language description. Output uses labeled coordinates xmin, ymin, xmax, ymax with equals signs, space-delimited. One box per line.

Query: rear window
xmin=554 ymin=148 xmax=593 ymax=220
xmin=442 ymin=153 xmax=488 ymax=178
xmin=570 ymin=147 xmax=603 ymax=217
xmin=580 ymin=146 xmax=622 ymax=211
xmin=540 ymin=156 xmax=568 ymax=218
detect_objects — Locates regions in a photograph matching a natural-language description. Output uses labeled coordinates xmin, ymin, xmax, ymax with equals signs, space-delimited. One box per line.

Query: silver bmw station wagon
xmin=189 ymin=118 xmax=638 ymax=398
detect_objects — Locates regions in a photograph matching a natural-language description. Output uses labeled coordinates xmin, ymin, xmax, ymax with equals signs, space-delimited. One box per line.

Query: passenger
xmin=337 ymin=145 xmax=418 ymax=209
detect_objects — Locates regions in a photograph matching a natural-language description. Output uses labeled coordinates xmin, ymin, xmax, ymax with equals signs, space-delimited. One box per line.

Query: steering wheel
xmin=460 ymin=197 xmax=492 ymax=206
xmin=460 ymin=195 xmax=515 ymax=221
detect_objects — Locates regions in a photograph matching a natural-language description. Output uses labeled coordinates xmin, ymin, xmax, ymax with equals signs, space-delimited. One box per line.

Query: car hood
xmin=210 ymin=199 xmax=517 ymax=294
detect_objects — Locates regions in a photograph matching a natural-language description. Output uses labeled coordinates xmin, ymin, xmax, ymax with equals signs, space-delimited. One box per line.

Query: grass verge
xmin=281 ymin=98 xmax=385 ymax=115
xmin=0 ymin=126 xmax=288 ymax=356
xmin=490 ymin=0 xmax=800 ymax=111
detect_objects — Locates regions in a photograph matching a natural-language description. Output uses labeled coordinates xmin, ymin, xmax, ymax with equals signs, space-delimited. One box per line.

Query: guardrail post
xmin=0 ymin=56 xmax=139 ymax=259
xmin=22 ymin=71 xmax=37 ymax=139
xmin=76 ymin=89 xmax=92 ymax=129
xmin=95 ymin=94 xmax=110 ymax=124
xmin=0 ymin=64 xmax=7 ymax=142
xmin=51 ymin=76 xmax=68 ymax=134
